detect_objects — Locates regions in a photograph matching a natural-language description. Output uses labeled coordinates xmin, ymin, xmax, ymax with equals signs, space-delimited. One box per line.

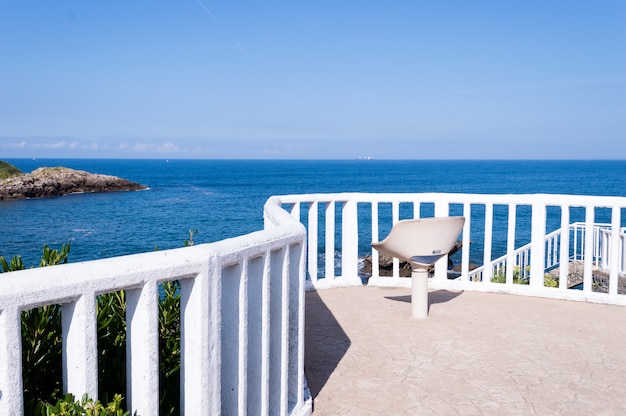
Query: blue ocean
xmin=2 ymin=159 xmax=626 ymax=268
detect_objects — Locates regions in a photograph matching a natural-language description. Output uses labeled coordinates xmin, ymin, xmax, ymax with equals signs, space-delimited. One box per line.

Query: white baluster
xmin=530 ymin=202 xmax=547 ymax=288
xmin=62 ymin=293 xmax=98 ymax=400
xmin=308 ymin=201 xmax=319 ymax=283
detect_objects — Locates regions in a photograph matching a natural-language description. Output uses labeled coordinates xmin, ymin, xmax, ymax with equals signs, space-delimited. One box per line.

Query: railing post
xmin=371 ymin=202 xmax=380 ymax=279
xmin=433 ymin=201 xmax=449 ymax=281
xmin=392 ymin=201 xmax=400 ymax=277
xmin=599 ymin=230 xmax=607 ymax=270
xmin=268 ymin=248 xmax=285 ymax=415
xmin=297 ymin=241 xmax=307 ymax=412
xmin=593 ymin=226 xmax=601 ymax=269
xmin=608 ymin=207 xmax=621 ymax=296
xmin=239 ymin=261 xmax=249 ymax=416
xmin=181 ymin=260 xmax=220 ymax=415
xmin=261 ymin=250 xmax=272 ymax=415
xmin=62 ymin=294 xmax=98 ymax=400
xmin=126 ymin=282 xmax=160 ymax=416
xmin=308 ymin=201 xmax=319 ymax=283
xmin=461 ymin=203 xmax=471 ymax=281
xmin=341 ymin=199 xmax=361 ymax=284
xmin=506 ymin=203 xmax=517 ymax=285
xmin=413 ymin=201 xmax=421 ymax=219
xmin=0 ymin=307 xmax=23 ymax=415
xmin=583 ymin=206 xmax=594 ymax=293
xmin=482 ymin=203 xmax=494 ymax=284
xmin=573 ymin=224 xmax=580 ymax=261
xmin=325 ymin=202 xmax=335 ymax=280
xmin=559 ymin=206 xmax=570 ymax=290
xmin=622 ymin=231 xmax=626 ymax=275
xmin=530 ymin=202 xmax=547 ymax=288
xmin=287 ymin=243 xmax=306 ymax=412
xmin=220 ymin=262 xmax=244 ymax=415
xmin=280 ymin=248 xmax=291 ymax=415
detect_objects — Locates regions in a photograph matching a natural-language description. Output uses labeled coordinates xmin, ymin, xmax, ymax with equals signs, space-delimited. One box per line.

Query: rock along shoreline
xmin=0 ymin=166 xmax=147 ymax=201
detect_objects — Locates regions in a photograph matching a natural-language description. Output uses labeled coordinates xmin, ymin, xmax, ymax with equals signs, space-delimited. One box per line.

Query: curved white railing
xmin=3 ymin=191 xmax=626 ymax=415
xmin=0 ymin=196 xmax=311 ymax=416
xmin=278 ymin=192 xmax=626 ymax=305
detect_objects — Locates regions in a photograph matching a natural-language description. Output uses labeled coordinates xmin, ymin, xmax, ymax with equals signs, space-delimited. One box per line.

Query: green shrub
xmin=0 ymin=160 xmax=22 ymax=179
xmin=36 ymin=393 xmax=132 ymax=416
xmin=97 ymin=291 xmax=127 ymax=403
xmin=0 ymin=254 xmax=24 ymax=272
xmin=543 ymin=273 xmax=559 ymax=287
xmin=491 ymin=265 xmax=528 ymax=284
xmin=21 ymin=303 xmax=64 ymax=413
xmin=158 ymin=280 xmax=181 ymax=416
xmin=1 ymin=240 xmax=183 ymax=415
xmin=491 ymin=265 xmax=560 ymax=287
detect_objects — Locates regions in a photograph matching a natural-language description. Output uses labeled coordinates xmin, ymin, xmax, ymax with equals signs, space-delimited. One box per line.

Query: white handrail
xmin=0 ymin=197 xmax=311 ymax=416
xmin=2 ymin=191 xmax=626 ymax=415
xmin=278 ymin=192 xmax=626 ymax=305
xmin=467 ymin=222 xmax=621 ymax=283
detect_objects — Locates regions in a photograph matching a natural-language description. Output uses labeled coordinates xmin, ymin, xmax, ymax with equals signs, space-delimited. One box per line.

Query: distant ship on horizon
xmin=356 ymin=156 xmax=374 ymax=160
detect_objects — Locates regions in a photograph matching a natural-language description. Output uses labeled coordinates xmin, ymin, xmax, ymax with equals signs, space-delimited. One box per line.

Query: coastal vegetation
xmin=0 ymin=160 xmax=22 ymax=179
xmin=38 ymin=393 xmax=130 ymax=416
xmin=0 ymin=236 xmax=192 ymax=415
xmin=491 ymin=265 xmax=559 ymax=287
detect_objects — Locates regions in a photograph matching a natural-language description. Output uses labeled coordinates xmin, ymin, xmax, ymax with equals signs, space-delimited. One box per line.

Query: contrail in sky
xmin=196 ymin=0 xmax=253 ymax=59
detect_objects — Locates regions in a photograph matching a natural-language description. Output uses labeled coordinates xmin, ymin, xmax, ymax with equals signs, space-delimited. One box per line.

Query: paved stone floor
xmin=305 ymin=287 xmax=626 ymax=415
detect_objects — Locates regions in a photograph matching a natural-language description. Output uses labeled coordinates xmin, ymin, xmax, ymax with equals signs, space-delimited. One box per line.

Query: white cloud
xmin=156 ymin=142 xmax=180 ymax=153
xmin=119 ymin=142 xmax=182 ymax=153
xmin=0 ymin=141 xmax=28 ymax=149
xmin=133 ymin=143 xmax=154 ymax=152
xmin=32 ymin=141 xmax=69 ymax=149
xmin=51 ymin=141 xmax=69 ymax=149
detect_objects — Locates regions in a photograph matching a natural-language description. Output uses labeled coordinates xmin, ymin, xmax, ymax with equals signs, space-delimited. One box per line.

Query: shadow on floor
xmin=384 ymin=289 xmax=464 ymax=312
xmin=304 ymin=290 xmax=351 ymax=406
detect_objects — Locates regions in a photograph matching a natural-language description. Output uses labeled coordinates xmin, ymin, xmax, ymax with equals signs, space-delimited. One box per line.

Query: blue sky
xmin=1 ymin=1 xmax=624 ymax=159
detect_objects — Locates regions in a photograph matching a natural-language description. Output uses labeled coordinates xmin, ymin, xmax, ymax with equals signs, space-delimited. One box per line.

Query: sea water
xmin=1 ymin=159 xmax=625 ymax=268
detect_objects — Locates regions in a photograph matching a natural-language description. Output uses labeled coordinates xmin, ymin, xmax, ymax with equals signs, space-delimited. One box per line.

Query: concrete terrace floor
xmin=304 ymin=287 xmax=626 ymax=415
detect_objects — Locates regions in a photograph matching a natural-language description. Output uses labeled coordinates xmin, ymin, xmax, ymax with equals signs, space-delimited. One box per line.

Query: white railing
xmin=278 ymin=192 xmax=626 ymax=305
xmin=467 ymin=222 xmax=625 ymax=283
xmin=3 ymin=191 xmax=626 ymax=415
xmin=0 ymin=196 xmax=311 ymax=416
xmin=598 ymin=226 xmax=626 ymax=275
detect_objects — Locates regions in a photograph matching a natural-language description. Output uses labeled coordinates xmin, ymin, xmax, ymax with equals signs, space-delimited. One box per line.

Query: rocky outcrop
xmin=361 ymin=253 xmax=414 ymax=277
xmin=548 ymin=260 xmax=626 ymax=292
xmin=0 ymin=166 xmax=146 ymax=201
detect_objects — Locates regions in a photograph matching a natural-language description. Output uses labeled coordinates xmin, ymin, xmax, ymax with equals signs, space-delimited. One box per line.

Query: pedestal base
xmin=411 ymin=268 xmax=429 ymax=319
